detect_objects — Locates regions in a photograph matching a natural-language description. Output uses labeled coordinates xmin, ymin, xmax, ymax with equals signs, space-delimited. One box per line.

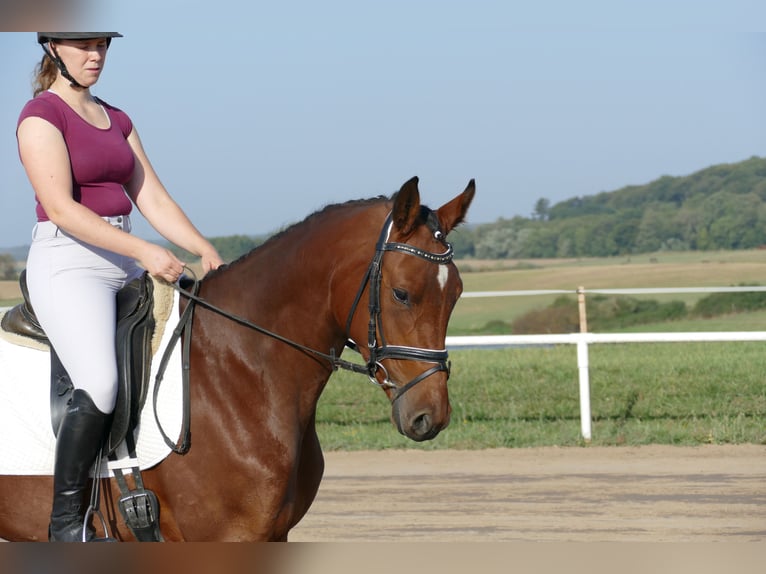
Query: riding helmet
xmin=37 ymin=32 xmax=123 ymax=43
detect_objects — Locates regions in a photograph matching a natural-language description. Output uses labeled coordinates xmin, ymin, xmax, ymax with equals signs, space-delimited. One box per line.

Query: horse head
xmin=347 ymin=177 xmax=475 ymax=441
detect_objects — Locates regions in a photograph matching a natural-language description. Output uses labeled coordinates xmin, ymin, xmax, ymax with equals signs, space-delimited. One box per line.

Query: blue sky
xmin=1 ymin=1 xmax=765 ymax=247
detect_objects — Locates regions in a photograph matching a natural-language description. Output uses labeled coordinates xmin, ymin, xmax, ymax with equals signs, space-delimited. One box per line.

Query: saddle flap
xmin=108 ymin=273 xmax=156 ymax=454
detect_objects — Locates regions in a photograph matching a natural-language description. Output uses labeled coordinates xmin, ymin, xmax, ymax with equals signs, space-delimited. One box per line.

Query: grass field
xmin=317 ymin=342 xmax=766 ymax=449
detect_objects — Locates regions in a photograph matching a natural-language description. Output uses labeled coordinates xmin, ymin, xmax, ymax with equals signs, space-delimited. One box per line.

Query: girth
xmin=1 ymin=269 xmax=156 ymax=455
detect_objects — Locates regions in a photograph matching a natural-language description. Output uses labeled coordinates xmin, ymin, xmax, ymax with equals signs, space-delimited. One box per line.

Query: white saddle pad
xmin=0 ymin=286 xmax=183 ymax=476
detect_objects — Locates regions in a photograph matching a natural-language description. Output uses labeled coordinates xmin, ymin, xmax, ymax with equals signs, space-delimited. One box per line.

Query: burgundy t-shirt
xmin=17 ymin=90 xmax=135 ymax=221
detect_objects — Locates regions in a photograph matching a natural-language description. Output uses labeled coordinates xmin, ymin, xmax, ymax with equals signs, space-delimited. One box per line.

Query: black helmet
xmin=37 ymin=33 xmax=123 ymax=89
xmin=37 ymin=32 xmax=123 ymax=43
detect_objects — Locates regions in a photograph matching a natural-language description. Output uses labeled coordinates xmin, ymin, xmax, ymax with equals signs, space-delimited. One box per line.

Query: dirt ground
xmin=289 ymin=444 xmax=766 ymax=542
xmin=0 ymin=281 xmax=21 ymax=302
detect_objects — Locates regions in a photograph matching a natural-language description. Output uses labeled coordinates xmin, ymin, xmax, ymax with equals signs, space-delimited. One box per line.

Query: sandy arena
xmin=289 ymin=444 xmax=765 ymax=542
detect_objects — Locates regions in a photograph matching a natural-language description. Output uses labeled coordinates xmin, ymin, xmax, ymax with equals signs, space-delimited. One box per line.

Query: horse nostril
xmin=412 ymin=413 xmax=432 ymax=437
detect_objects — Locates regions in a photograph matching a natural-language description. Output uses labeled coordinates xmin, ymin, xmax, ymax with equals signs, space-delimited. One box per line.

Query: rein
xmin=153 ymin=211 xmax=454 ymax=452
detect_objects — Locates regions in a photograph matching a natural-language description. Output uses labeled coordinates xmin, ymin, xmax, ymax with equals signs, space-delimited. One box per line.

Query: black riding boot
xmin=48 ymin=389 xmax=110 ymax=542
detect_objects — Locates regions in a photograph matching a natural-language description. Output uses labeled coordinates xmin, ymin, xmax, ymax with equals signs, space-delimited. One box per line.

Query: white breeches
xmin=25 ymin=217 xmax=143 ymax=414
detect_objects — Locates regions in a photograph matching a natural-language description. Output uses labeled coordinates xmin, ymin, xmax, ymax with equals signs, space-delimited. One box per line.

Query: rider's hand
xmin=139 ymin=243 xmax=186 ymax=283
xmin=200 ymin=249 xmax=225 ymax=274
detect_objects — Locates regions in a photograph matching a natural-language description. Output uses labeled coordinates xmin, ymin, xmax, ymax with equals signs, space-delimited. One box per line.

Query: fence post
xmin=576 ymin=337 xmax=592 ymax=442
xmin=576 ymin=287 xmax=592 ymax=442
xmin=577 ymin=286 xmax=588 ymax=333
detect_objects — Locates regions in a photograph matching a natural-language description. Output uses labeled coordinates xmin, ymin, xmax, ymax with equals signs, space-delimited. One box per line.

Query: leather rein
xmin=154 ymin=211 xmax=454 ymax=452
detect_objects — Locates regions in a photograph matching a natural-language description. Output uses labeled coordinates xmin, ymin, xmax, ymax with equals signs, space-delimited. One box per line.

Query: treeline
xmin=6 ymin=157 xmax=763 ymax=269
xmin=168 ymin=234 xmax=268 ymax=264
xmin=175 ymin=157 xmax=766 ymax=264
xmin=454 ymin=156 xmax=766 ymax=259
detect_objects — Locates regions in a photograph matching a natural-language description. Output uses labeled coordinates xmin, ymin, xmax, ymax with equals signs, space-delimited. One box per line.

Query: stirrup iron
xmin=83 ymin=446 xmax=117 ymax=542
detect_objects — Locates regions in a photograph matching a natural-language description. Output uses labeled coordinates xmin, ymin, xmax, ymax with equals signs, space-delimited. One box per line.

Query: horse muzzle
xmin=392 ymin=398 xmax=452 ymax=442
xmin=389 ymin=366 xmax=452 ymax=441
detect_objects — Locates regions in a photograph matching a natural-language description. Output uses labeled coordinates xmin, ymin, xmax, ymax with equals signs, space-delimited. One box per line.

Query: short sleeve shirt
xmin=17 ymin=90 xmax=135 ymax=221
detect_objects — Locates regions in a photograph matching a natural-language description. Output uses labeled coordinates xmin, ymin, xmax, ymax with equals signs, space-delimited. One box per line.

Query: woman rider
xmin=16 ymin=32 xmax=224 ymax=541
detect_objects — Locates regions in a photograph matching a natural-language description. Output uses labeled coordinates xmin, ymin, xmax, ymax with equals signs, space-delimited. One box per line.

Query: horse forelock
xmin=422 ymin=206 xmax=442 ymax=235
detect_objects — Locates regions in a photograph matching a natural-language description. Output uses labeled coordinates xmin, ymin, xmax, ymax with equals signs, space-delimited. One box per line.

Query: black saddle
xmin=1 ymin=269 xmax=156 ymax=455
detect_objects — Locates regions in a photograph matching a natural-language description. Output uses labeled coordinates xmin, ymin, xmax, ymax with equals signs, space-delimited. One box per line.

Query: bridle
xmin=155 ymin=209 xmax=455 ymax=452
xmin=343 ymin=211 xmax=454 ymax=403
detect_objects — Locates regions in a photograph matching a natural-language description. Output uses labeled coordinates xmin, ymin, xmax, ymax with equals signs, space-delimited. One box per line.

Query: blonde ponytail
xmin=32 ymin=54 xmax=58 ymax=96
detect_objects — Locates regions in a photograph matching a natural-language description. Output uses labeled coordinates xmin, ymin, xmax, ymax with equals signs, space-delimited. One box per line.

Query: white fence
xmin=445 ymin=286 xmax=766 ymax=441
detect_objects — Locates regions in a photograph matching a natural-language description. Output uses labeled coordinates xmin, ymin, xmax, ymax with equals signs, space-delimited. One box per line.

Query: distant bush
xmin=512 ymin=295 xmax=687 ymax=334
xmin=509 ymin=287 xmax=766 ymax=334
xmin=587 ymin=296 xmax=687 ymax=330
xmin=692 ymin=286 xmax=766 ymax=317
xmin=512 ymin=296 xmax=580 ymax=334
xmin=480 ymin=320 xmax=515 ymax=335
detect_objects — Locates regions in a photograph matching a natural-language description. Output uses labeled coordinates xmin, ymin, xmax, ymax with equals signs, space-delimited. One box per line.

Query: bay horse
xmin=0 ymin=176 xmax=475 ymax=541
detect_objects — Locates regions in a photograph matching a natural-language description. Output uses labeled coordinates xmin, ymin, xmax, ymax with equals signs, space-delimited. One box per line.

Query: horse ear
xmin=437 ymin=179 xmax=476 ymax=234
xmin=392 ymin=176 xmax=421 ymax=234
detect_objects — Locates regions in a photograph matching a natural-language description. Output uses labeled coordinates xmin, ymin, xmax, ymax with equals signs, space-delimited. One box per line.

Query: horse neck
xmin=200 ymin=201 xmax=387 ymax=354
xmin=182 ymin=202 xmax=389 ymax=449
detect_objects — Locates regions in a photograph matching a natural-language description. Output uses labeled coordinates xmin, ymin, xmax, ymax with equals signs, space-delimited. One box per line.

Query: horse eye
xmin=393 ymin=288 xmax=409 ymax=305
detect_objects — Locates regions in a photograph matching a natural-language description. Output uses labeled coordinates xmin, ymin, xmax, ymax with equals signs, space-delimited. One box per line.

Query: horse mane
xmin=204 ymin=195 xmax=393 ymax=279
xmin=269 ymin=195 xmax=393 ymax=245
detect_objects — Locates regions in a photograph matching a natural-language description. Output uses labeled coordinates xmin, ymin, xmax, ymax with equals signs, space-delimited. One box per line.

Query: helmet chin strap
xmin=42 ymin=41 xmax=86 ymax=90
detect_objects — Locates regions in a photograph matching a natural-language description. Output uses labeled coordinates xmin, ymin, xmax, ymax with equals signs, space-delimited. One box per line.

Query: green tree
xmin=449 ymin=226 xmax=476 ymax=258
xmin=634 ymin=204 xmax=678 ymax=252
xmin=533 ymin=198 xmax=550 ymax=221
